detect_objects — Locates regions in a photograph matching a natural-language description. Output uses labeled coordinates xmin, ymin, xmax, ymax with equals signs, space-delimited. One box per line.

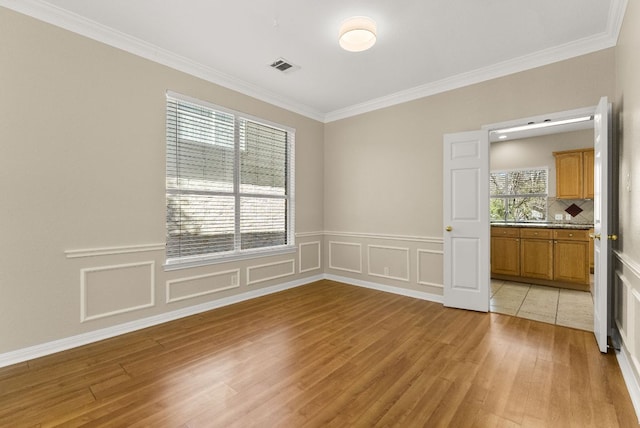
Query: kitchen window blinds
xmin=166 ymin=92 xmax=294 ymax=265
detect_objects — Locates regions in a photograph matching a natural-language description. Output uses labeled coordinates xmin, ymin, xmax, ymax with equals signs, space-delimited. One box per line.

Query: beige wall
xmin=324 ymin=49 xmax=614 ymax=296
xmin=0 ymin=7 xmax=324 ymax=355
xmin=614 ymin=0 xmax=640 ymax=403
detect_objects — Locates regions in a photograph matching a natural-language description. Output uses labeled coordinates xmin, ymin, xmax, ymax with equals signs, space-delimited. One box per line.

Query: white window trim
xmin=165 ymin=91 xmax=295 ymax=270
xmin=490 ymin=166 xmax=549 ymax=222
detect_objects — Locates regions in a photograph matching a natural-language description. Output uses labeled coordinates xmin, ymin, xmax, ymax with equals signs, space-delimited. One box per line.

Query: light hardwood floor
xmin=0 ymin=280 xmax=637 ymax=427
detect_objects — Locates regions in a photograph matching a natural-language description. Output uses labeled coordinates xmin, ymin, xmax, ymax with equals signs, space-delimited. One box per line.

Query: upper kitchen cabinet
xmin=553 ymin=148 xmax=594 ymax=199
xmin=583 ymin=149 xmax=594 ymax=199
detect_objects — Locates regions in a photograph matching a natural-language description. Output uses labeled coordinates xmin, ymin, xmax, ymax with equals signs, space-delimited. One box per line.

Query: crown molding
xmin=1 ymin=0 xmax=628 ymax=124
xmin=324 ymin=0 xmax=628 ymax=122
xmin=324 ymin=30 xmax=621 ymax=122
xmin=0 ymin=0 xmax=326 ymax=122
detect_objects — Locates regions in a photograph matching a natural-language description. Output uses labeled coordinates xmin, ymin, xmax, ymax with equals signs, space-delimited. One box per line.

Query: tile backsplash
xmin=547 ymin=197 xmax=593 ymax=224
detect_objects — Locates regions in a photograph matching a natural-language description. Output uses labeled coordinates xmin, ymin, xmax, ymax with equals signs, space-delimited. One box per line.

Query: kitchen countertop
xmin=491 ymin=222 xmax=593 ymax=230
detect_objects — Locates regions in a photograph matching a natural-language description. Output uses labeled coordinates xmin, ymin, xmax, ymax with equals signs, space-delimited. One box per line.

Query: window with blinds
xmin=166 ymin=93 xmax=294 ymax=265
xmin=490 ymin=168 xmax=548 ymax=222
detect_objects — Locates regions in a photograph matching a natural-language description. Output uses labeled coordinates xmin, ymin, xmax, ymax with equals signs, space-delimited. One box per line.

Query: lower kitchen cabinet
xmin=491 ymin=227 xmax=520 ymax=276
xmin=553 ymin=229 xmax=590 ymax=285
xmin=520 ymin=228 xmax=554 ymax=280
xmin=491 ymin=226 xmax=591 ymax=290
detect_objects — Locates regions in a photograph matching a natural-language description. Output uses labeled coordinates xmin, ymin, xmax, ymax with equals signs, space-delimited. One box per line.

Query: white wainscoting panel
xmin=81 ymin=261 xmax=155 ymax=322
xmin=417 ymin=249 xmax=444 ymax=288
xmin=633 ymin=287 xmax=640 ymax=373
xmin=614 ymin=251 xmax=640 ymax=422
xmin=299 ymin=241 xmax=321 ymax=273
xmin=166 ymin=269 xmax=240 ymax=303
xmin=367 ymin=245 xmax=410 ymax=282
xmin=615 ymin=270 xmax=631 ymax=347
xmin=328 ymin=241 xmax=362 ymax=274
xmin=247 ymin=259 xmax=295 ymax=286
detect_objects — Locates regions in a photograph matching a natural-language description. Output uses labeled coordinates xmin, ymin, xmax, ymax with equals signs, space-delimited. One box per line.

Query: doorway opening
xmin=485 ymin=108 xmax=597 ymax=331
xmin=443 ymin=97 xmax=609 ymax=351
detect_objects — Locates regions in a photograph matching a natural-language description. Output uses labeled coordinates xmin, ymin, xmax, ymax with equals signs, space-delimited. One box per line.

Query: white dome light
xmin=339 ymin=16 xmax=377 ymax=52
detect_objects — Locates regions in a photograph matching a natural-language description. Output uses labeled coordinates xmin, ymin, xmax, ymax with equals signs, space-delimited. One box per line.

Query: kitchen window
xmin=490 ymin=168 xmax=548 ymax=222
xmin=165 ymin=92 xmax=295 ymax=267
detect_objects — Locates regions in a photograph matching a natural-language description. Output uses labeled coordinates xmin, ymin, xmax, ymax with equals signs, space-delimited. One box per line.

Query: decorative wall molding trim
xmin=65 ymin=243 xmax=165 ymax=258
xmin=166 ymin=269 xmax=240 ymax=303
xmin=0 ymin=274 xmax=324 ymax=369
xmin=366 ymin=245 xmax=410 ymax=282
xmin=616 ymin=345 xmax=640 ymax=423
xmin=417 ymin=249 xmax=445 ymax=288
xmin=0 ymin=0 xmax=626 ymax=123
xmin=295 ymin=231 xmax=325 ymax=238
xmin=246 ymin=259 xmax=295 ymax=286
xmin=613 ymin=249 xmax=640 ymax=422
xmin=0 ymin=0 xmax=325 ymax=122
xmin=299 ymin=241 xmax=321 ymax=273
xmin=615 ymin=250 xmax=640 ymax=280
xmin=324 ymin=27 xmax=623 ymax=122
xmin=324 ymin=274 xmax=443 ymax=305
xmin=614 ymin=271 xmax=631 ymax=345
xmin=328 ymin=241 xmax=363 ymax=274
xmin=325 ymin=231 xmax=443 ymax=244
xmin=80 ymin=261 xmax=155 ymax=322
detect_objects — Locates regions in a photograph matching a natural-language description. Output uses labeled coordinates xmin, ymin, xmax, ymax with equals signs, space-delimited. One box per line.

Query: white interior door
xmin=593 ymin=96 xmax=611 ymax=353
xmin=443 ymin=131 xmax=490 ymax=312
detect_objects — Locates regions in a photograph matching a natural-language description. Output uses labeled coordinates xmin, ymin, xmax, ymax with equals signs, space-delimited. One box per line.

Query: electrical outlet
xmin=555 ymin=214 xmax=563 ymax=220
xmin=565 ymin=213 xmax=572 ymax=220
xmin=231 ymin=274 xmax=237 ymax=286
xmin=384 ymin=267 xmax=390 ymax=276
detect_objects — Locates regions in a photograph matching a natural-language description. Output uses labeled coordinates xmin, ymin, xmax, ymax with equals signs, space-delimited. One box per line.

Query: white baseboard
xmin=0 ymin=274 xmax=323 ymax=369
xmin=324 ymin=273 xmax=444 ymax=304
xmin=615 ymin=340 xmax=640 ymax=423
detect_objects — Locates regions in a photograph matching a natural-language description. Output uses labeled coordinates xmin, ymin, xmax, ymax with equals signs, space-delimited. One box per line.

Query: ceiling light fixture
xmin=339 ymin=16 xmax=377 ymax=52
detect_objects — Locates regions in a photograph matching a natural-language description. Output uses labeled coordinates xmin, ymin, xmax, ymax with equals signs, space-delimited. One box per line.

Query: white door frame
xmin=478 ymin=103 xmax=611 ymax=348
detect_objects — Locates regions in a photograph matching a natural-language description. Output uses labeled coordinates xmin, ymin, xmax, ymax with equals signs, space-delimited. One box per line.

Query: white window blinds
xmin=166 ymin=93 xmax=294 ymax=264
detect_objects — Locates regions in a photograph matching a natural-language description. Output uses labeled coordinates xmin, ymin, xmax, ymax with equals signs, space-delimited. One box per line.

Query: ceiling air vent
xmin=269 ymin=58 xmax=300 ymax=73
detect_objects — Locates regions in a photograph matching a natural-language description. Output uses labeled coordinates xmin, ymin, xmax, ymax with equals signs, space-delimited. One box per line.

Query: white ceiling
xmin=2 ymin=0 xmax=627 ymax=122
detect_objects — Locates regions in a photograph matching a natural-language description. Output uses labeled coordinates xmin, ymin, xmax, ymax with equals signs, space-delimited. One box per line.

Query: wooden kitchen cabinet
xmin=583 ymin=149 xmax=594 ymax=199
xmin=553 ymin=229 xmax=590 ymax=285
xmin=554 ymin=148 xmax=594 ymax=199
xmin=520 ymin=228 xmax=554 ymax=280
xmin=492 ymin=226 xmax=591 ymax=290
xmin=491 ymin=227 xmax=520 ymax=276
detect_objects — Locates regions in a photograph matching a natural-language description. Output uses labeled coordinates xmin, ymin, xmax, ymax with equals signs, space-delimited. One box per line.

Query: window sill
xmin=163 ymin=245 xmax=297 ymax=271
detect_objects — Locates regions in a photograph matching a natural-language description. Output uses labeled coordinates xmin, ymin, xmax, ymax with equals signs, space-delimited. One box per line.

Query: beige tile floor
xmin=490 ymin=279 xmax=594 ymax=331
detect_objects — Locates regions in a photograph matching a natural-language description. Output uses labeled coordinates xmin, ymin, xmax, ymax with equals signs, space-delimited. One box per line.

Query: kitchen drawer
xmin=520 ymin=228 xmax=553 ymax=239
xmin=491 ymin=227 xmax=519 ymax=238
xmin=553 ymin=229 xmax=589 ymax=241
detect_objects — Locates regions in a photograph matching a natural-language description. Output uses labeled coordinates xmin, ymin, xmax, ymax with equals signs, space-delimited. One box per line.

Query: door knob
xmin=608 ymin=234 xmax=618 ymax=241
xmin=594 ymin=233 xmax=601 ymax=240
xmin=445 ymin=226 xmax=453 ymax=232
